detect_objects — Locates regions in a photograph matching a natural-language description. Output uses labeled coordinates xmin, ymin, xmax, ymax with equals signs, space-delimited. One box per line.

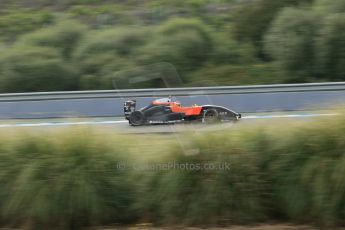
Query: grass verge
xmin=0 ymin=114 xmax=345 ymax=229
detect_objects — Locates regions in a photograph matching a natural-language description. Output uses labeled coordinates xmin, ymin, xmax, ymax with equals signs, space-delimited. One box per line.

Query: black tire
xmin=203 ymin=108 xmax=219 ymax=124
xmin=129 ymin=111 xmax=146 ymax=126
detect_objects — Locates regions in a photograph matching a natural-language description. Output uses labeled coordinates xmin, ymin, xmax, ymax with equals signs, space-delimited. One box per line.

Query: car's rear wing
xmin=124 ymin=100 xmax=136 ymax=120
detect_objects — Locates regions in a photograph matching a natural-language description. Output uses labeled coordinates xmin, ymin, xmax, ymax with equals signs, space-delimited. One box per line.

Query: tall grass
xmin=0 ymin=129 xmax=137 ymax=229
xmin=1 ymin=114 xmax=345 ymax=229
xmin=266 ymin=118 xmax=345 ymax=226
xmin=139 ymin=133 xmax=267 ymax=225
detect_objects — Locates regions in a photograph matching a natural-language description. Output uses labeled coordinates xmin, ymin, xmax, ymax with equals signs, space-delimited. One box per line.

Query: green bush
xmin=73 ymin=28 xmax=150 ymax=89
xmin=316 ymin=14 xmax=345 ymax=80
xmin=138 ymin=31 xmax=210 ymax=72
xmin=0 ymin=0 xmax=344 ymax=91
xmin=313 ymin=0 xmax=345 ymax=13
xmin=75 ymin=28 xmax=149 ymax=61
xmin=137 ymin=18 xmax=213 ymax=77
xmin=232 ymin=0 xmax=313 ymax=57
xmin=264 ymin=0 xmax=345 ymax=82
xmin=74 ymin=28 xmax=149 ymax=75
xmin=187 ymin=63 xmax=281 ymax=86
xmin=18 ymin=20 xmax=87 ymax=59
xmin=0 ymin=10 xmax=54 ymax=40
xmin=210 ymin=34 xmax=256 ymax=66
xmin=264 ymin=7 xmax=317 ymax=82
xmin=0 ymin=46 xmax=79 ymax=93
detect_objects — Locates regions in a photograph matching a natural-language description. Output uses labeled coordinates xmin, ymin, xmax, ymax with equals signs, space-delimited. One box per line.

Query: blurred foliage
xmin=2 ymin=109 xmax=345 ymax=228
xmin=0 ymin=9 xmax=54 ymax=41
xmin=0 ymin=46 xmax=79 ymax=92
xmin=141 ymin=134 xmax=267 ymax=225
xmin=74 ymin=27 xmax=150 ymax=89
xmin=18 ymin=20 xmax=87 ymax=59
xmin=264 ymin=0 xmax=345 ymax=82
xmin=232 ymin=0 xmax=313 ymax=58
xmin=188 ymin=63 xmax=280 ymax=86
xmin=137 ymin=19 xmax=213 ymax=75
xmin=0 ymin=130 xmax=136 ymax=229
xmin=0 ymin=0 xmax=344 ymax=92
xmin=313 ymin=0 xmax=345 ymax=13
xmin=316 ymin=14 xmax=345 ymax=80
xmin=264 ymin=8 xmax=317 ymax=82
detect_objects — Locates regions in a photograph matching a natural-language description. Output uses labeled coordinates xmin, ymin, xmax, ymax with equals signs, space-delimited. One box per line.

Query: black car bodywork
xmin=124 ymin=98 xmax=241 ymax=126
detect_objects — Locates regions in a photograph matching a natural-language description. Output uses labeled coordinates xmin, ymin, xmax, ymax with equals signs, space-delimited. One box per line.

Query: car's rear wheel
xmin=129 ymin=111 xmax=146 ymax=126
xmin=203 ymin=108 xmax=219 ymax=124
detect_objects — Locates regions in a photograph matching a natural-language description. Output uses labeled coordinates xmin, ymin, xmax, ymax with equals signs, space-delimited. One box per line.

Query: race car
xmin=124 ymin=97 xmax=241 ymax=126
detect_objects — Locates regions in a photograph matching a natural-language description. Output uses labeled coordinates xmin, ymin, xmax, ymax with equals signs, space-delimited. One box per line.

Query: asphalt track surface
xmin=0 ymin=111 xmax=338 ymax=133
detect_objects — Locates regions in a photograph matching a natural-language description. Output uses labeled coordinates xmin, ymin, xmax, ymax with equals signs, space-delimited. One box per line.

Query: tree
xmin=313 ymin=0 xmax=345 ymax=14
xmin=264 ymin=8 xmax=317 ymax=82
xmin=17 ymin=20 xmax=87 ymax=59
xmin=233 ymin=0 xmax=314 ymax=58
xmin=74 ymin=28 xmax=149 ymax=89
xmin=0 ymin=10 xmax=54 ymax=41
xmin=210 ymin=32 xmax=256 ymax=65
xmin=316 ymin=14 xmax=345 ymax=80
xmin=0 ymin=46 xmax=79 ymax=92
xmin=137 ymin=18 xmax=213 ymax=76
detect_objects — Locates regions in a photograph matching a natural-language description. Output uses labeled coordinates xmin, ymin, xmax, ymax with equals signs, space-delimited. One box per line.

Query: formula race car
xmin=124 ymin=97 xmax=241 ymax=126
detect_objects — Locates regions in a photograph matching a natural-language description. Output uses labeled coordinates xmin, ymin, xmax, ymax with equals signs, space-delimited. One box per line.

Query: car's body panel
xmin=124 ymin=98 xmax=241 ymax=126
xmin=170 ymin=105 xmax=203 ymax=116
xmin=202 ymin=105 xmax=240 ymax=121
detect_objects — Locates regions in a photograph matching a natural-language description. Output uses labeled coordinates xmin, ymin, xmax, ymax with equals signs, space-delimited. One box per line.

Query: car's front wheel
xmin=129 ymin=111 xmax=146 ymax=126
xmin=203 ymin=108 xmax=219 ymax=124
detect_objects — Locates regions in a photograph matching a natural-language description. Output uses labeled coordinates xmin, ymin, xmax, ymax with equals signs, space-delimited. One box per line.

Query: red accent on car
xmin=170 ymin=103 xmax=202 ymax=116
xmin=152 ymin=100 xmax=202 ymax=116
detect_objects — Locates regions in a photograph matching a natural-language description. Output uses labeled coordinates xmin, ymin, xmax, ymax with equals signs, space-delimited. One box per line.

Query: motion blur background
xmin=0 ymin=0 xmax=344 ymax=92
xmin=1 ymin=1 xmax=345 ymax=230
